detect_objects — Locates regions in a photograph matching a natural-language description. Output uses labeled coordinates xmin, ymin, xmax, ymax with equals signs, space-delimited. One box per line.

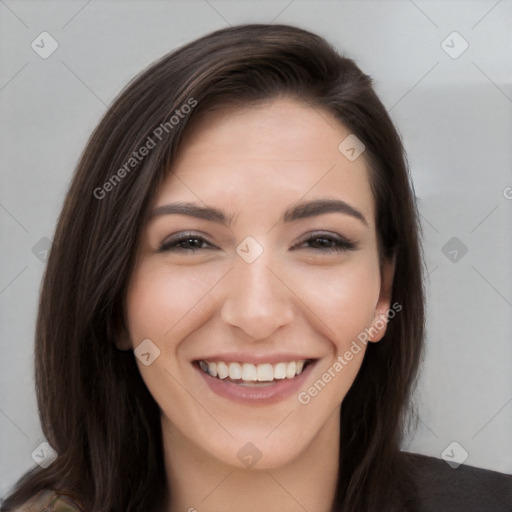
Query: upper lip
xmin=193 ymin=352 xmax=318 ymax=365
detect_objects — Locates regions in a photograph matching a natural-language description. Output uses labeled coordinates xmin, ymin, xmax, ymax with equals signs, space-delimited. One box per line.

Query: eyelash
xmin=157 ymin=231 xmax=356 ymax=254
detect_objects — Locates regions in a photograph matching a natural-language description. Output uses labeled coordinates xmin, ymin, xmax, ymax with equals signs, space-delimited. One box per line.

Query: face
xmin=118 ymin=97 xmax=394 ymax=470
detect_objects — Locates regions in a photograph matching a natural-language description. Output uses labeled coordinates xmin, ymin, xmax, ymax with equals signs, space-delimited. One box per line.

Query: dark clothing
xmin=406 ymin=452 xmax=512 ymax=511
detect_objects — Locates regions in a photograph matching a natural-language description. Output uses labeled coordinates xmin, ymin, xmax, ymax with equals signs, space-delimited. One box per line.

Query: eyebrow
xmin=150 ymin=198 xmax=368 ymax=227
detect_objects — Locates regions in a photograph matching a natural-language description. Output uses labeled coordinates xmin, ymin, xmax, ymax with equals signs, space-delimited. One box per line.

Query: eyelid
xmin=157 ymin=231 xmax=216 ymax=253
xmin=292 ymin=231 xmax=357 ymax=251
xmin=156 ymin=230 xmax=356 ymax=254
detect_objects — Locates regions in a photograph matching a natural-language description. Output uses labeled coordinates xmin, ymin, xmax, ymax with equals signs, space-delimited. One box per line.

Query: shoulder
xmin=402 ymin=451 xmax=512 ymax=512
xmin=8 ymin=490 xmax=83 ymax=512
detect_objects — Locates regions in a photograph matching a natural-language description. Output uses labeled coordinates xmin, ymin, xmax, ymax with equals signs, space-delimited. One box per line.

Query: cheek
xmin=125 ymin=262 xmax=223 ymax=345
xmin=124 ymin=265 xmax=225 ymax=430
xmin=291 ymin=258 xmax=380 ymax=410
xmin=288 ymin=255 xmax=381 ymax=348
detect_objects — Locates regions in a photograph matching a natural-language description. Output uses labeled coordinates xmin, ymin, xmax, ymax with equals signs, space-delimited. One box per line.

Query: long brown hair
xmin=1 ymin=24 xmax=424 ymax=512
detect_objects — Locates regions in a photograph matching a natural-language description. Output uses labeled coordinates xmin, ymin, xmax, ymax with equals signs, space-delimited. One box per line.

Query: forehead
xmin=156 ymin=97 xmax=374 ymax=224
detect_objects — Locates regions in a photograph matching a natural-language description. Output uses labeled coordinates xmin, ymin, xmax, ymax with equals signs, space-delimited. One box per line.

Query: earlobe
xmin=369 ymin=254 xmax=396 ymax=343
xmin=115 ymin=330 xmax=133 ymax=351
xmin=109 ymin=319 xmax=133 ymax=351
xmin=367 ymin=314 xmax=388 ymax=343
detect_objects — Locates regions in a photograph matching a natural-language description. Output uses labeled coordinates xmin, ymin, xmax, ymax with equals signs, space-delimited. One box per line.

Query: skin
xmin=117 ymin=97 xmax=395 ymax=512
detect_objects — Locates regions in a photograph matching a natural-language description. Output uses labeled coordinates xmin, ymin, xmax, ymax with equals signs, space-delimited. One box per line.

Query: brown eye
xmin=294 ymin=232 xmax=356 ymax=253
xmin=158 ymin=232 xmax=215 ymax=253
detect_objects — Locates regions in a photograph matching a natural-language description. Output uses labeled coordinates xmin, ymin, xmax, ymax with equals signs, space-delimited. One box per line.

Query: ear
xmin=368 ymin=254 xmax=396 ymax=343
xmin=109 ymin=315 xmax=133 ymax=351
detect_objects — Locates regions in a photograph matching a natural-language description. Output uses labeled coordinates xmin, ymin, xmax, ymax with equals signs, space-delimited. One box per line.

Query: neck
xmin=162 ymin=408 xmax=340 ymax=512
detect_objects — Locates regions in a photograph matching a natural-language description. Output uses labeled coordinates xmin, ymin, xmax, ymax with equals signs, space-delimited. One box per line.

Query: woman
xmin=2 ymin=24 xmax=510 ymax=512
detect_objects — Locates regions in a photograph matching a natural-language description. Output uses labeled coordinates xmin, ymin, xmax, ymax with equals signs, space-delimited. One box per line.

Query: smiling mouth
xmin=196 ymin=359 xmax=312 ymax=386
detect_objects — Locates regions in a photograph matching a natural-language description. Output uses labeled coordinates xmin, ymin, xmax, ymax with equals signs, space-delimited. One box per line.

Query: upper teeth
xmin=199 ymin=360 xmax=306 ymax=381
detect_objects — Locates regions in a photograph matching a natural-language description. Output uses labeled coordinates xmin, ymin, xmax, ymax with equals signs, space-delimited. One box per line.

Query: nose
xmin=220 ymin=254 xmax=294 ymax=340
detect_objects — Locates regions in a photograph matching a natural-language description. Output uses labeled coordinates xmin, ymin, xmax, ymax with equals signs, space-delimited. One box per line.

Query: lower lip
xmin=195 ymin=362 xmax=316 ymax=405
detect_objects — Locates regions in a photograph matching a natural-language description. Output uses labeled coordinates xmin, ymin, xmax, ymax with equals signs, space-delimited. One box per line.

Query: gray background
xmin=1 ymin=0 xmax=511 ymax=497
